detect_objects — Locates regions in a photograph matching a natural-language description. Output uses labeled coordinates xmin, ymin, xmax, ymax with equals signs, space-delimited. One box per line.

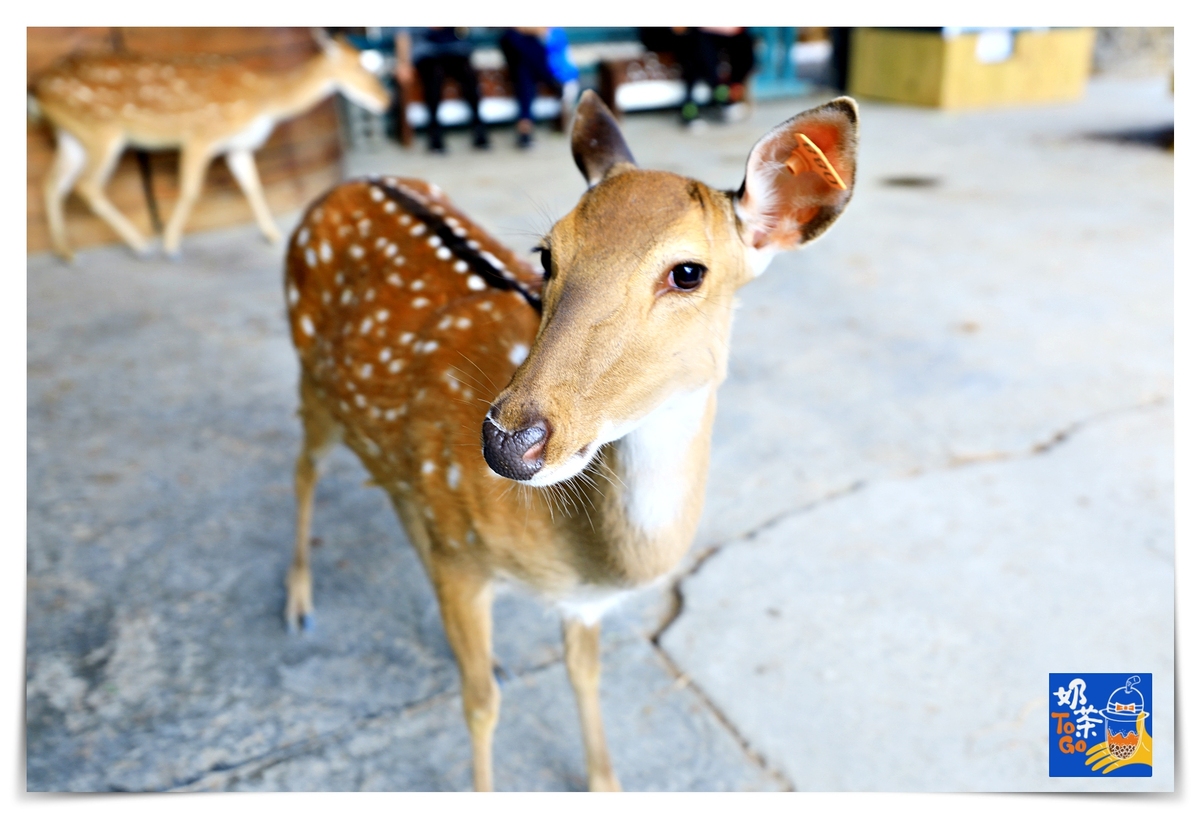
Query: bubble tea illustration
xmin=1102 ymin=676 xmax=1145 ymax=760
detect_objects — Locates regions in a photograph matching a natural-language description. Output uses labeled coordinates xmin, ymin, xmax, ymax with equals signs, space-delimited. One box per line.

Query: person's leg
xmin=501 ymin=32 xmax=537 ymax=147
xmin=445 ymin=54 xmax=490 ymax=148
xmin=722 ymin=31 xmax=755 ymax=121
xmin=416 ymin=56 xmax=447 ymax=152
xmin=676 ymin=29 xmax=705 ymax=124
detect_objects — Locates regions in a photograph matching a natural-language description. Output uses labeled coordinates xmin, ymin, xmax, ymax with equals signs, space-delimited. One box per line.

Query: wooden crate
xmin=848 ymin=28 xmax=1096 ymax=109
xmin=27 ymin=27 xmax=345 ymax=256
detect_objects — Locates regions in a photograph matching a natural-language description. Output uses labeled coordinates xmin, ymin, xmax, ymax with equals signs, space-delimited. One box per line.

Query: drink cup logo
xmin=1049 ymin=673 xmax=1152 ymax=778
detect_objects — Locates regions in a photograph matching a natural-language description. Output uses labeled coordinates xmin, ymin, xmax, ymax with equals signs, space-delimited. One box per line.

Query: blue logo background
xmin=1049 ymin=673 xmax=1152 ymax=777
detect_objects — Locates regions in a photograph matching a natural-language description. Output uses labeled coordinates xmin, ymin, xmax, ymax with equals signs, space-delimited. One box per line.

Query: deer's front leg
xmin=225 ymin=149 xmax=282 ymax=244
xmin=432 ymin=558 xmax=500 ymax=791
xmin=163 ymin=143 xmax=215 ymax=257
xmin=563 ymin=617 xmax=621 ymax=791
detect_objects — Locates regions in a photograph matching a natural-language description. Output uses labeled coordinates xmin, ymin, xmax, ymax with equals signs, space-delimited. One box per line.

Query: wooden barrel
xmin=27 ymin=27 xmax=345 ymax=255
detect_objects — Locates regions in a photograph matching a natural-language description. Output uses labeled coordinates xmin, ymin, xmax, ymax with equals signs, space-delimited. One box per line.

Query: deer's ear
xmin=735 ymin=96 xmax=858 ymax=258
xmin=571 ymin=90 xmax=636 ymax=187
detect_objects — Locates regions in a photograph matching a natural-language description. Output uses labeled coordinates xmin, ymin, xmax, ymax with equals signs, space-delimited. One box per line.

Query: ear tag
xmin=786 ymin=133 xmax=848 ymax=191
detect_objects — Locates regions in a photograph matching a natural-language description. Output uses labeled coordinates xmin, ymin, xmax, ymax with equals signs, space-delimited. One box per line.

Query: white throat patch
xmin=612 ymin=385 xmax=712 ymax=536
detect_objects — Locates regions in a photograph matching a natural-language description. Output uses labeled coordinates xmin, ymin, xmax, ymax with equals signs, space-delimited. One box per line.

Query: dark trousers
xmin=692 ymin=30 xmax=755 ymax=97
xmin=415 ymin=54 xmax=483 ymax=136
xmin=499 ymin=30 xmax=562 ymax=123
xmin=639 ymin=28 xmax=755 ymax=105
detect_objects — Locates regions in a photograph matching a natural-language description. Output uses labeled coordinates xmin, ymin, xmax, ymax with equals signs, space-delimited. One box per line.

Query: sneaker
xmin=472 ymin=126 xmax=491 ymax=150
xmin=713 ymin=84 xmax=731 ymax=104
xmin=516 ymin=130 xmax=533 ymax=150
xmin=680 ymin=100 xmax=700 ymax=127
xmin=721 ymin=101 xmax=750 ymax=123
xmin=428 ymin=131 xmax=446 ymax=154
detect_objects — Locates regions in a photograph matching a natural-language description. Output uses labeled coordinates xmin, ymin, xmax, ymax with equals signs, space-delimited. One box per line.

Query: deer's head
xmin=483 ymin=92 xmax=858 ymax=486
xmin=315 ymin=31 xmax=391 ymax=115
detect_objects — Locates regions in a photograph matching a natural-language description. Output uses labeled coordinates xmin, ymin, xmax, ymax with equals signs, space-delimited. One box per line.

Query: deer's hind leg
xmin=43 ymin=129 xmax=88 ymax=261
xmin=163 ymin=141 xmax=216 ymax=257
xmin=72 ymin=129 xmax=152 ymax=257
xmin=286 ymin=374 xmax=343 ymax=633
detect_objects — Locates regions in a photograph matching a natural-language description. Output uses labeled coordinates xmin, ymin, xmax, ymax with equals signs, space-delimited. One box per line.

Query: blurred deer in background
xmin=282 ymin=91 xmax=858 ymax=790
xmin=33 ymin=30 xmax=389 ymax=261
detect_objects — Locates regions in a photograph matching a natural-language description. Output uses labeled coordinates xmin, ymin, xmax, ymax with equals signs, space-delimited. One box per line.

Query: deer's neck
xmin=587 ymin=384 xmax=717 ymax=584
xmin=263 ymin=55 xmax=337 ymax=121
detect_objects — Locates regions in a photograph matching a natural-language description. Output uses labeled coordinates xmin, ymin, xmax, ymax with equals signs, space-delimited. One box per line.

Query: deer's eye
xmin=537 ymin=247 xmax=553 ymax=278
xmin=668 ymin=262 xmax=707 ymax=291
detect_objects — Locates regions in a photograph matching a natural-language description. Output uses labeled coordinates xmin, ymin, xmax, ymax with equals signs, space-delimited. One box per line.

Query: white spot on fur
xmin=454 ymin=260 xmax=468 ymax=273
xmin=297 ymin=227 xmax=310 ymax=245
xmin=358 ymin=219 xmax=372 ymax=237
xmin=436 ymin=247 xmax=452 ymax=260
xmin=384 ymin=201 xmax=397 ymax=213
xmin=422 ymin=460 xmax=436 ymax=475
xmin=379 ymin=348 xmax=392 ymax=362
xmin=455 ymin=317 xmax=471 ymax=330
xmin=412 ymin=297 xmax=430 ymax=308
xmin=319 ymin=240 xmax=332 ymax=262
xmin=508 ymin=343 xmax=529 ymax=366
xmin=387 ymin=273 xmax=403 ymax=287
xmin=360 ymin=317 xmax=373 ymax=334
xmin=400 ymin=214 xmax=412 ymax=226
xmin=437 ymin=316 xmax=453 ymax=331
xmin=388 ymin=359 xmax=403 ymax=374
xmin=305 ymin=248 xmax=317 ymax=268
xmin=299 ymin=315 xmax=314 ymax=336
xmin=376 ymin=309 xmax=390 ymax=322
xmin=340 ymin=289 xmax=352 ymax=305
xmin=411 ymin=280 xmax=425 ymax=291
xmin=427 ymin=235 xmax=442 ymax=248
xmin=287 ymin=284 xmax=299 ymax=306
xmin=349 ymin=244 xmax=364 ymax=259
xmin=354 ymin=394 xmax=367 ymax=408
xmin=410 ymin=223 xmax=426 ymax=236
xmin=369 ymin=186 xmax=384 ymax=201
xmin=399 ymin=332 xmax=415 ymax=344
xmin=467 ymin=275 xmax=485 ymax=291
xmin=447 ymin=463 xmax=461 ymax=490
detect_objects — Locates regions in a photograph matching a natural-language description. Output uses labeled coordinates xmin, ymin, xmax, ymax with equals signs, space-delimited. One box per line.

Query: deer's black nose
xmin=481 ymin=413 xmax=547 ymax=481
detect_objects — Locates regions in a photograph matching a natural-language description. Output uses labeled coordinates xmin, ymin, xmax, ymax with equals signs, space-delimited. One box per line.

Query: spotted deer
xmin=34 ymin=31 xmax=389 ymax=261
xmin=283 ymin=91 xmax=858 ymax=791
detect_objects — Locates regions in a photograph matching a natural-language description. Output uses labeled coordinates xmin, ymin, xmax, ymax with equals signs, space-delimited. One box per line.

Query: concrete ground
xmin=26 ymin=77 xmax=1174 ymax=791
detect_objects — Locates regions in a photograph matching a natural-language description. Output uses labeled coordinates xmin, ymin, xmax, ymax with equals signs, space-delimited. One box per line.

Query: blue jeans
xmin=499 ymin=30 xmax=563 ymax=123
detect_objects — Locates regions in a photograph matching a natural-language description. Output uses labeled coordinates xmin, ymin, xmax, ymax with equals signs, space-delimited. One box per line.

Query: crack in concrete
xmin=142 ymin=397 xmax=1173 ymax=792
xmin=165 ymin=647 xmax=618 ymax=792
xmin=642 ymin=394 xmax=1170 ymax=787
xmin=646 ymin=641 xmax=795 ymax=792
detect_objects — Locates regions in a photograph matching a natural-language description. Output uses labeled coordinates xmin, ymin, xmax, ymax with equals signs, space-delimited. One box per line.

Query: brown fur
xmin=283 ymin=92 xmax=859 ymax=790
xmin=35 ymin=36 xmax=389 ymax=260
